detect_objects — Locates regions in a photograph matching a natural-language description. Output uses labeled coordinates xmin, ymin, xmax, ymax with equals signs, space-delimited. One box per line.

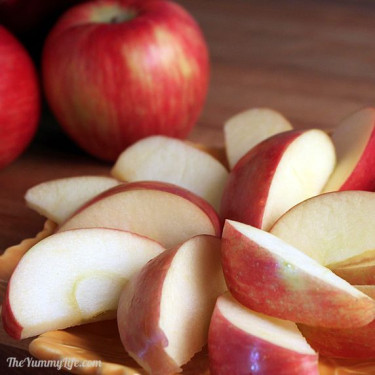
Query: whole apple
xmin=42 ymin=0 xmax=210 ymax=161
xmin=0 ymin=26 xmax=40 ymax=170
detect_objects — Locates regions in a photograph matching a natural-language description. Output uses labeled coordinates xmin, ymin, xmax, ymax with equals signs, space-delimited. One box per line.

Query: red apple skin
xmin=339 ymin=125 xmax=375 ymax=191
xmin=117 ymin=246 xmax=182 ymax=375
xmin=220 ymin=130 xmax=303 ymax=228
xmin=59 ymin=180 xmax=222 ymax=236
xmin=208 ymin=303 xmax=319 ymax=375
xmin=1 ymin=283 xmax=23 ymax=340
xmin=221 ymin=220 xmax=375 ymax=328
xmin=298 ymin=286 xmax=375 ymax=359
xmin=42 ymin=0 xmax=209 ymax=161
xmin=0 ymin=26 xmax=40 ymax=169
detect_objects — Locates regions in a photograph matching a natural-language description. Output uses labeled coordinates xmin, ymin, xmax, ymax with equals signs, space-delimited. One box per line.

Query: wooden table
xmin=1 ymin=0 xmax=375 ymax=373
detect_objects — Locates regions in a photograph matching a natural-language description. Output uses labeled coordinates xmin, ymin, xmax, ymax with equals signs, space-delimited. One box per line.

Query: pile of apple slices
xmin=2 ymin=106 xmax=375 ymax=374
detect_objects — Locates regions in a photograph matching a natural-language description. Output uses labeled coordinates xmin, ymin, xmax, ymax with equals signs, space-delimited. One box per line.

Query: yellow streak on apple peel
xmin=154 ymin=28 xmax=194 ymax=79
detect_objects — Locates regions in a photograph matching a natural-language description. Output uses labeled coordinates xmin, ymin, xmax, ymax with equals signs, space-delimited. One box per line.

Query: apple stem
xmin=109 ymin=11 xmax=136 ymax=24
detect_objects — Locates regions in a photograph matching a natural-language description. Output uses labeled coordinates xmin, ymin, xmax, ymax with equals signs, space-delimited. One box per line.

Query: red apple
xmin=0 ymin=26 xmax=40 ymax=169
xmin=221 ymin=220 xmax=375 ymax=329
xmin=42 ymin=0 xmax=209 ymax=161
xmin=323 ymin=107 xmax=375 ymax=192
xmin=220 ymin=129 xmax=335 ymax=230
xmin=298 ymin=286 xmax=375 ymax=359
xmin=208 ymin=293 xmax=319 ymax=375
xmin=117 ymin=235 xmax=226 ymax=374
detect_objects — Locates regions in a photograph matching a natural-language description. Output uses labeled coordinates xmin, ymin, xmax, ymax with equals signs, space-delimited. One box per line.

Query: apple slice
xmin=58 ymin=181 xmax=221 ymax=249
xmin=330 ymin=250 xmax=375 ymax=285
xmin=111 ymin=136 xmax=229 ymax=211
xmin=220 ymin=129 xmax=335 ymax=230
xmin=25 ymin=175 xmax=120 ymax=224
xmin=117 ymin=235 xmax=227 ymax=374
xmin=298 ymin=286 xmax=375 ymax=359
xmin=270 ymin=191 xmax=375 ymax=266
xmin=323 ymin=107 xmax=375 ymax=192
xmin=221 ymin=219 xmax=375 ymax=328
xmin=224 ymin=107 xmax=293 ymax=169
xmin=2 ymin=228 xmax=165 ymax=340
xmin=208 ymin=292 xmax=319 ymax=375
xmin=184 ymin=141 xmax=228 ymax=169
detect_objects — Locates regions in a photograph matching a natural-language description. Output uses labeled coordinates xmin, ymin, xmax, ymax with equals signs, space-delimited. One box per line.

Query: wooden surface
xmin=1 ymin=0 xmax=375 ymax=373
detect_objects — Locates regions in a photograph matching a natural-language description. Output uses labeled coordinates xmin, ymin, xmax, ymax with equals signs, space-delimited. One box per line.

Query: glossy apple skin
xmin=208 ymin=304 xmax=319 ymax=375
xmin=220 ymin=130 xmax=302 ymax=228
xmin=117 ymin=246 xmax=182 ymax=375
xmin=42 ymin=0 xmax=209 ymax=161
xmin=221 ymin=220 xmax=375 ymax=329
xmin=0 ymin=26 xmax=40 ymax=169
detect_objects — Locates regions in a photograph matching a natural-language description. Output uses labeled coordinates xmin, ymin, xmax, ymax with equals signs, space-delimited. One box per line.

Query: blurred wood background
xmin=1 ymin=0 xmax=375 ymax=373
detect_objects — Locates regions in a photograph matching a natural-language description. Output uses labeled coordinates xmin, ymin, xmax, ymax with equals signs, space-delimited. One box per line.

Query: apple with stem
xmin=42 ymin=0 xmax=209 ymax=161
xmin=0 ymin=26 xmax=40 ymax=169
xmin=2 ymin=228 xmax=165 ymax=339
xmin=208 ymin=292 xmax=319 ymax=375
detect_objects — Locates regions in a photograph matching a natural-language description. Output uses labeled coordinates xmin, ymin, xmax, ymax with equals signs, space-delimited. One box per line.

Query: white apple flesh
xmin=270 ymin=191 xmax=375 ymax=266
xmin=117 ymin=235 xmax=227 ymax=375
xmin=220 ymin=129 xmax=336 ymax=230
xmin=208 ymin=292 xmax=319 ymax=375
xmin=221 ymin=220 xmax=375 ymax=328
xmin=2 ymin=228 xmax=165 ymax=339
xmin=58 ymin=181 xmax=221 ymax=249
xmin=25 ymin=175 xmax=120 ymax=224
xmin=224 ymin=107 xmax=293 ymax=169
xmin=111 ymin=136 xmax=228 ymax=211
